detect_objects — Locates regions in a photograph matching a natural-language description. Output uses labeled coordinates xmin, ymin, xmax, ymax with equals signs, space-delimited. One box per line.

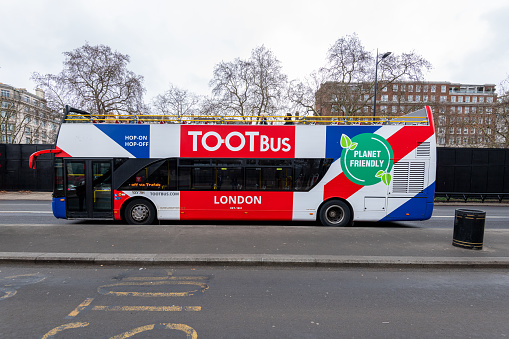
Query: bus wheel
xmin=319 ymin=200 xmax=351 ymax=227
xmin=125 ymin=199 xmax=156 ymax=225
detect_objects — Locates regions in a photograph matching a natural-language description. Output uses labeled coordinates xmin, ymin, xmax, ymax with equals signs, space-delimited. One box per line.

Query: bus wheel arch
xmin=122 ymin=198 xmax=157 ymax=225
xmin=318 ymin=198 xmax=353 ymax=227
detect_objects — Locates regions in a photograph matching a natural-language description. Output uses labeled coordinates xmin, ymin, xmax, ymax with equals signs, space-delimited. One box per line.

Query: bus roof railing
xmin=62 ymin=106 xmax=430 ymax=126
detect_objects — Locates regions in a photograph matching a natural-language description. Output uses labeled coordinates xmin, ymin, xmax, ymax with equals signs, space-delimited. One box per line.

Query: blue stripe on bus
xmin=381 ymin=181 xmax=436 ymax=221
xmin=325 ymin=125 xmax=381 ymax=161
xmin=52 ymin=197 xmax=67 ymax=219
xmin=95 ymin=124 xmax=150 ymax=158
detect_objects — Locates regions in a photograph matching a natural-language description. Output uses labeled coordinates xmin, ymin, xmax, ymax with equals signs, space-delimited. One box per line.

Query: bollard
xmin=452 ymin=209 xmax=486 ymax=250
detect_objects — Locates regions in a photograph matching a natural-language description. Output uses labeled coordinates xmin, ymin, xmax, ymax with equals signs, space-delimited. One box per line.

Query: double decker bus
xmin=30 ymin=106 xmax=436 ymax=226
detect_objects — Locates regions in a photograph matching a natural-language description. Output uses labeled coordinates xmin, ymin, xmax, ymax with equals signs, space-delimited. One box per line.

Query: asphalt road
xmin=1 ymin=200 xmax=509 ymax=229
xmin=1 ymin=264 xmax=508 ymax=338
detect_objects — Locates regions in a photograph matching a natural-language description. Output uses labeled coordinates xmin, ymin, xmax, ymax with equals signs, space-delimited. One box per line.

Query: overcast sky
xmin=1 ymin=0 xmax=508 ymax=101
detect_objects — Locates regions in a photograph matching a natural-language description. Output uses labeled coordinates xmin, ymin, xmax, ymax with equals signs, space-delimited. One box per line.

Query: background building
xmin=315 ymin=81 xmax=498 ymax=147
xmin=0 ymin=82 xmax=61 ymax=144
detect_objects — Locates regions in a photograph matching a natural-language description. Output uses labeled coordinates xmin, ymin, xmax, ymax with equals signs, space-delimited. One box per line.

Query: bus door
xmin=64 ymin=159 xmax=113 ymax=219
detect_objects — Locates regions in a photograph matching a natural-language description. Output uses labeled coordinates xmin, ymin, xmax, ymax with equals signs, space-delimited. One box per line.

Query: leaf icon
xmin=340 ymin=134 xmax=352 ymax=149
xmin=381 ymin=173 xmax=392 ymax=186
xmin=349 ymin=142 xmax=358 ymax=150
xmin=375 ymin=170 xmax=384 ymax=178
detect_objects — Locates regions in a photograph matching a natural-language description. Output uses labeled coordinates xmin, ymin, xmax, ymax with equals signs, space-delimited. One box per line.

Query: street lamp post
xmin=372 ymin=49 xmax=392 ymax=117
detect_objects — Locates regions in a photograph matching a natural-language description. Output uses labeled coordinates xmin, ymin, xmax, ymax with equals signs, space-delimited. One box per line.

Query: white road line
xmin=432 ymin=215 xmax=508 ymax=219
xmin=0 ymin=211 xmax=53 ymax=214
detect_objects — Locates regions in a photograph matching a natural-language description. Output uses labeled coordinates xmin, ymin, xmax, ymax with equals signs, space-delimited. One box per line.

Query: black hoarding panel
xmin=6 ymin=144 xmax=21 ymax=160
xmin=488 ymin=149 xmax=506 ymax=165
xmin=470 ymin=166 xmax=488 ymax=192
xmin=437 ymin=148 xmax=456 ymax=166
xmin=472 ymin=150 xmax=489 ymax=164
xmin=0 ymin=160 xmax=5 ymax=189
xmin=487 ymin=166 xmax=505 ymax=193
xmin=454 ymin=166 xmax=472 ymax=192
xmin=454 ymin=149 xmax=473 ymax=165
xmin=0 ymin=144 xmax=6 ymax=160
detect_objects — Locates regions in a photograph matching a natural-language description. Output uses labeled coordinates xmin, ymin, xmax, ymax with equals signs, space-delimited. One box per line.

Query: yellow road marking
xmin=66 ymin=298 xmax=94 ymax=318
xmin=93 ymin=305 xmax=201 ymax=312
xmin=98 ymin=280 xmax=209 ymax=297
xmin=41 ymin=322 xmax=90 ymax=339
xmin=109 ymin=323 xmax=198 ymax=339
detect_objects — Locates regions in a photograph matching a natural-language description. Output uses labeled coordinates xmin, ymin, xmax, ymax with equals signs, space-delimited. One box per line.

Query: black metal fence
xmin=436 ymin=148 xmax=509 ymax=202
xmin=0 ymin=144 xmax=54 ymax=191
xmin=1 ymin=145 xmax=509 ymax=202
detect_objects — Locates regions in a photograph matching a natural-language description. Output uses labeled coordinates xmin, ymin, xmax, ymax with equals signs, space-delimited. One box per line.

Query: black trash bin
xmin=452 ymin=209 xmax=486 ymax=250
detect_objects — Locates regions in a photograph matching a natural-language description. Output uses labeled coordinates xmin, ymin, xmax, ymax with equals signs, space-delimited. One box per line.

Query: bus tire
xmin=124 ymin=199 xmax=156 ymax=225
xmin=319 ymin=199 xmax=351 ymax=227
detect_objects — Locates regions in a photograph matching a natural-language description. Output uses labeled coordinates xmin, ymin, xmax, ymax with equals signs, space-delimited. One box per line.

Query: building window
xmin=441 ymin=85 xmax=447 ymax=93
xmin=465 ymin=107 xmax=469 ymax=113
xmin=479 ymin=97 xmax=484 ymax=103
xmin=393 ymin=84 xmax=398 ymax=91
xmin=1 ymin=90 xmax=10 ymax=97
xmin=392 ymin=95 xmax=398 ymax=102
xmin=458 ymin=96 xmax=463 ymax=103
xmin=408 ymin=85 xmax=413 ymax=92
xmin=431 ymin=85 xmax=436 ymax=93
xmin=423 ymin=85 xmax=429 ymax=92
xmin=465 ymin=96 xmax=470 ymax=103
xmin=381 ymin=95 xmax=388 ymax=102
xmin=382 ymin=86 xmax=387 ymax=92
xmin=408 ymin=95 xmax=413 ymax=102
xmin=472 ymin=96 xmax=477 ymax=103
xmin=440 ymin=96 xmax=447 ymax=102
xmin=415 ymin=95 xmax=420 ymax=102
xmin=451 ymin=96 xmax=456 ymax=102
xmin=416 ymin=85 xmax=421 ymax=92
xmin=487 ymin=97 xmax=493 ymax=103
xmin=423 ymin=95 xmax=428 ymax=102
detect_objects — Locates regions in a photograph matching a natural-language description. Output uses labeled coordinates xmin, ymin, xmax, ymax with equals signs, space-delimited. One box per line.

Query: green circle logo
xmin=340 ymin=133 xmax=394 ymax=186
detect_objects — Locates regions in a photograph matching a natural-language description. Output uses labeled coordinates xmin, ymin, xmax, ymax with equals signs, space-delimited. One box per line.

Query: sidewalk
xmin=0 ymin=224 xmax=508 ymax=268
xmin=0 ymin=191 xmax=52 ymax=200
xmin=1 ymin=190 xmax=508 ymax=268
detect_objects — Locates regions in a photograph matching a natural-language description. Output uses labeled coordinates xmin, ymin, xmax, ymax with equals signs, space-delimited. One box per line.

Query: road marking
xmin=110 ymin=323 xmax=197 ymax=339
xmin=41 ymin=322 xmax=90 ymax=339
xmin=432 ymin=215 xmax=508 ymax=219
xmin=66 ymin=298 xmax=94 ymax=319
xmin=92 ymin=305 xmax=201 ymax=312
xmin=0 ymin=211 xmax=53 ymax=214
xmin=97 ymin=280 xmax=209 ymax=297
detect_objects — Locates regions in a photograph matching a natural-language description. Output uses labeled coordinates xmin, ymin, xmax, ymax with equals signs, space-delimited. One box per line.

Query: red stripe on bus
xmin=324 ymin=125 xmax=434 ymax=201
xmin=387 ymin=126 xmax=434 ymax=162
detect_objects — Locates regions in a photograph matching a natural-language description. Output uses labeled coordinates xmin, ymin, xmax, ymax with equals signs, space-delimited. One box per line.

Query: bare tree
xmin=209 ymin=58 xmax=253 ymax=119
xmin=210 ymin=45 xmax=288 ymax=121
xmin=152 ymin=83 xmax=200 ymax=119
xmin=287 ymin=71 xmax=327 ymax=116
xmin=32 ymin=43 xmax=146 ymax=118
xmin=298 ymin=33 xmax=432 ymax=116
xmin=478 ymin=76 xmax=509 ymax=148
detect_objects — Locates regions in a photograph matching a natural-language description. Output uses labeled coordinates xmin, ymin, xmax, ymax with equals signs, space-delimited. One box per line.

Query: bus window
xmin=261 ymin=167 xmax=292 ymax=190
xmin=54 ymin=158 xmax=64 ymax=197
xmin=216 ymin=167 xmax=243 ymax=190
xmin=245 ymin=166 xmax=292 ymax=191
xmin=294 ymin=159 xmax=333 ymax=191
xmin=119 ymin=159 xmax=176 ymax=191
xmin=192 ymin=167 xmax=214 ymax=190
